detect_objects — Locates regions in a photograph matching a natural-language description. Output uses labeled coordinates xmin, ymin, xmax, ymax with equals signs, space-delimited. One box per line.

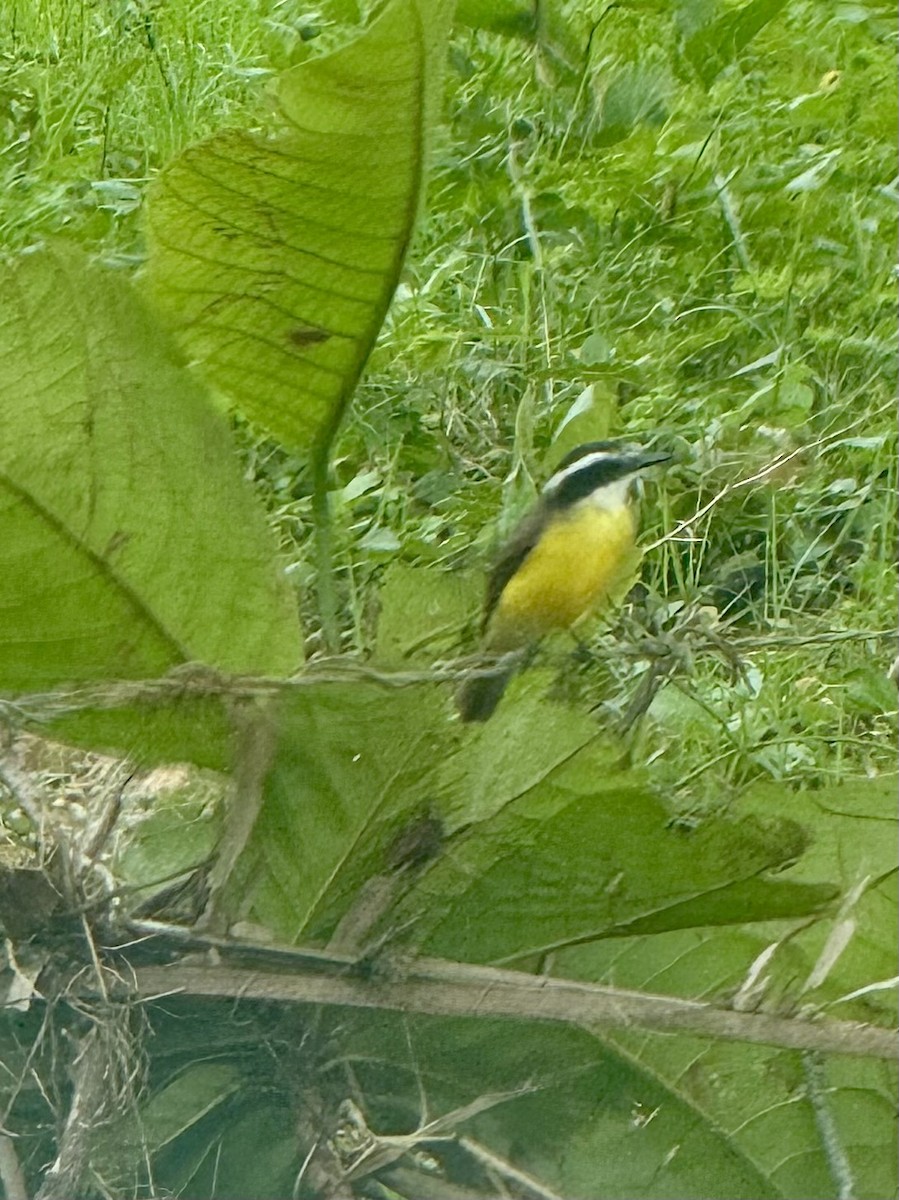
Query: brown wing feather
xmin=458 ymin=504 xmax=547 ymax=721
xmin=481 ymin=504 xmax=547 ymax=634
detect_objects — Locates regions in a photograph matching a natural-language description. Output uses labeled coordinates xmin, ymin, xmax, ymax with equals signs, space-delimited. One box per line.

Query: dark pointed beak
xmin=627 ymin=450 xmax=673 ymax=472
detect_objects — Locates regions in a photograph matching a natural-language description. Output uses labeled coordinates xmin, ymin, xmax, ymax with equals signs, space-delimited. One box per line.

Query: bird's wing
xmin=481 ymin=506 xmax=546 ymax=634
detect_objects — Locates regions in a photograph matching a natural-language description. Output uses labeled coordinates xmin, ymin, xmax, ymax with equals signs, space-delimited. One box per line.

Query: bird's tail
xmin=456 ymin=652 xmax=524 ymax=722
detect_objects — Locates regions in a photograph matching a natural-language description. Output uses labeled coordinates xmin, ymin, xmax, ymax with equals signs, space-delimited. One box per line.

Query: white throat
xmin=581 ymin=475 xmax=633 ymax=512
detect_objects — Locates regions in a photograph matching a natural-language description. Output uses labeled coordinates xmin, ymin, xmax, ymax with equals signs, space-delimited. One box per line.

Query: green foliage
xmin=0 ymin=0 xmax=896 ymax=1197
xmin=408 ymin=742 xmax=836 ymax=962
xmin=551 ymin=773 xmax=899 ymax=1200
xmin=328 ymin=1011 xmax=786 ymax=1199
xmin=554 ymin=957 xmax=898 ymax=1198
xmin=456 ymin=0 xmax=539 ymax=37
xmin=215 ymin=668 xmax=837 ymax=950
xmin=46 ymin=696 xmax=237 ymax=771
xmin=681 ymin=0 xmax=791 ymax=88
xmin=145 ymin=0 xmax=453 ymax=453
xmin=115 ymin=780 xmax=223 ymax=897
xmin=0 ymin=243 xmax=301 ymax=759
xmin=0 ymin=246 xmax=301 ymax=689
xmin=375 ymin=561 xmax=480 ymax=665
xmin=223 ymin=681 xmax=447 ymax=940
xmin=736 ymin=775 xmax=899 ymax=1019
xmin=437 ymin=682 xmax=604 ymax=827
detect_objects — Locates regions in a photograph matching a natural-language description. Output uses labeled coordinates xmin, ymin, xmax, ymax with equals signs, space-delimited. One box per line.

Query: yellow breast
xmin=487 ymin=502 xmax=637 ymax=650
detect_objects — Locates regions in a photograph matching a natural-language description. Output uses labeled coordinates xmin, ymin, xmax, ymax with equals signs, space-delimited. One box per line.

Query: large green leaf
xmin=115 ymin=780 xmax=223 ymax=901
xmin=113 ymin=1063 xmax=243 ymax=1160
xmin=374 ymin=561 xmax=480 ymax=668
xmin=0 ymin=246 xmax=301 ymax=761
xmin=556 ymin=1034 xmax=896 ymax=1200
xmin=220 ymin=682 xmax=629 ymax=945
xmin=94 ymin=1061 xmax=301 ymax=1199
xmin=682 ymin=0 xmax=790 ymax=88
xmin=322 ymin=1010 xmax=783 ymax=1199
xmin=223 ymin=681 xmax=448 ymax=941
xmin=374 ymin=565 xmax=607 ymax=832
xmin=219 ymin=680 xmax=837 ymax=959
xmin=735 ymin=775 xmax=899 ymax=1022
xmin=548 ymin=777 xmax=899 ymax=1200
xmin=44 ymin=697 xmax=236 ymax=771
xmin=145 ymin=0 xmax=453 ymax=451
xmin=438 ymin=677 xmax=607 ymax=829
xmin=404 ymin=743 xmax=836 ymax=963
xmin=162 ymin=1102 xmax=300 ymax=1200
xmin=105 ymin=1003 xmax=785 ymax=1199
xmin=556 ymin=929 xmax=897 ymax=1200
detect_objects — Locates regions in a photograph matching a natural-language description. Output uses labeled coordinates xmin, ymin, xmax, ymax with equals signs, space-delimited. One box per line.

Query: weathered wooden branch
xmin=129 ymin=942 xmax=897 ymax=1061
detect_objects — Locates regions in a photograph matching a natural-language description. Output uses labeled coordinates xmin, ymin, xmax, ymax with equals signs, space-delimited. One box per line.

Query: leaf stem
xmin=803 ymin=1052 xmax=856 ymax=1200
xmin=311 ymin=439 xmax=339 ymax=652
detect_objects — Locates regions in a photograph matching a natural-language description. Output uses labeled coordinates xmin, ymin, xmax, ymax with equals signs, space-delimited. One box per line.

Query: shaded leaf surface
xmin=375 ymin=561 xmax=480 ymax=667
xmin=556 ymin=933 xmax=898 ymax=1200
xmin=44 ymin=697 xmax=236 ymax=771
xmin=437 ymin=682 xmax=605 ymax=830
xmin=95 ymin=1061 xmax=299 ymax=1200
xmin=735 ymin=776 xmax=899 ymax=1020
xmin=455 ymin=0 xmax=538 ymax=37
xmin=0 ymin=247 xmax=301 ymax=692
xmin=549 ymin=777 xmax=899 ymax=1200
xmin=408 ymin=745 xmax=835 ymax=963
xmin=224 ymin=681 xmax=447 ymax=941
xmin=327 ymin=1010 xmax=781 ymax=1199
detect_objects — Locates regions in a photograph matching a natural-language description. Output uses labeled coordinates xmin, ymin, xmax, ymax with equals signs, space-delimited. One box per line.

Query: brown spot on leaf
xmin=385 ymin=815 xmax=444 ymax=872
xmin=104 ymin=530 xmax=132 ymax=559
xmin=287 ymin=325 xmax=330 ymax=348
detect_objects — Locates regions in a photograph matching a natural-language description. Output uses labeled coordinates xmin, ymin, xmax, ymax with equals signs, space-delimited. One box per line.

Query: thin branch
xmin=34 ymin=1026 xmax=109 ymax=1200
xmin=5 ymin=627 xmax=895 ymax=721
xmin=0 ymin=1134 xmax=29 ymax=1200
xmin=803 ymin=1052 xmax=856 ymax=1200
xmin=198 ymin=699 xmax=279 ymax=933
xmin=128 ymin=953 xmax=897 ymax=1061
xmin=459 ymin=1135 xmax=565 ymax=1200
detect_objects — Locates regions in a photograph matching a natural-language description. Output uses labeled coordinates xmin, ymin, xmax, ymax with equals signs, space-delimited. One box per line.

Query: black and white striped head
xmin=543 ymin=441 xmax=671 ymax=511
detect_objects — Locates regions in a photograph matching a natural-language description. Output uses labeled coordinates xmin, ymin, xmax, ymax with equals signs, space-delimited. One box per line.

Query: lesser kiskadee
xmin=457 ymin=440 xmax=671 ymax=722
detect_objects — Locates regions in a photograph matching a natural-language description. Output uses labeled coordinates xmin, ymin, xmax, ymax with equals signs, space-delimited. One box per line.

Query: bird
xmin=456 ymin=440 xmax=671 ymax=722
